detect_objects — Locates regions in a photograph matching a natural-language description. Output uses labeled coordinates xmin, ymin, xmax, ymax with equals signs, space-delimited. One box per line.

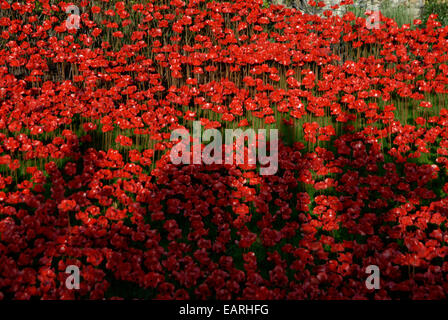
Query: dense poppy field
xmin=1 ymin=0 xmax=448 ymax=300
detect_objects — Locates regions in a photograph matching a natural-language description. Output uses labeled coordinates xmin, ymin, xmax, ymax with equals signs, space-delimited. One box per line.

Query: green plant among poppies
xmin=421 ymin=0 xmax=448 ymax=25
